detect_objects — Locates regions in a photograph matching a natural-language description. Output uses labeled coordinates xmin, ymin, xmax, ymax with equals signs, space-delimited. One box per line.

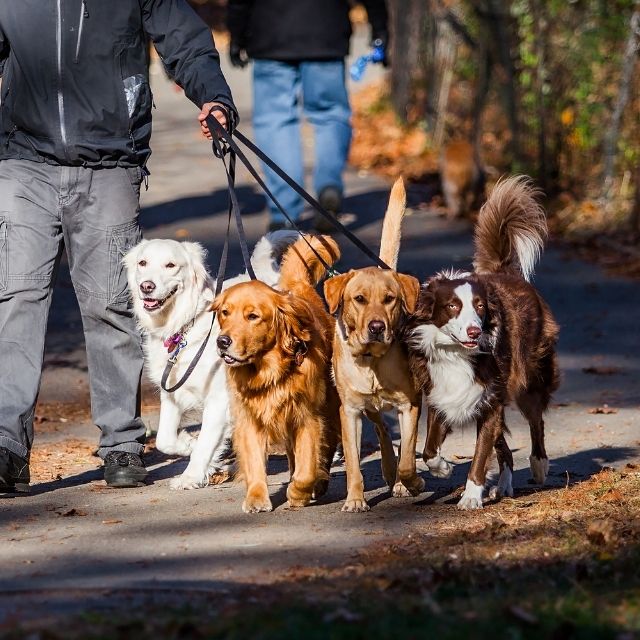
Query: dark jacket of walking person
xmin=0 ymin=0 xmax=236 ymax=492
xmin=228 ymin=0 xmax=388 ymax=231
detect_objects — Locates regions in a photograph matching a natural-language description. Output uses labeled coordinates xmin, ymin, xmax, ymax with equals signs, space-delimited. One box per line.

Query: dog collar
xmin=163 ymin=319 xmax=195 ymax=357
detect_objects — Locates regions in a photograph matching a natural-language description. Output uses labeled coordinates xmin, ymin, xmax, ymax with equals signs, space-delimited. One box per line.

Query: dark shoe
xmin=104 ymin=451 xmax=148 ymax=488
xmin=267 ymin=219 xmax=296 ymax=233
xmin=314 ymin=186 xmax=342 ymax=232
xmin=0 ymin=447 xmax=30 ymax=492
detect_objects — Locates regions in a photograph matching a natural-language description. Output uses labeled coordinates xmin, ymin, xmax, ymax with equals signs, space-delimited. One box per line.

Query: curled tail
xmin=379 ymin=177 xmax=407 ymax=269
xmin=249 ymin=230 xmax=299 ymax=287
xmin=279 ymin=234 xmax=341 ymax=296
xmin=473 ymin=175 xmax=547 ymax=282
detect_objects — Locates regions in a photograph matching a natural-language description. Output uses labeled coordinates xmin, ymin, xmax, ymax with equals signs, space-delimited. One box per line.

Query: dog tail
xmin=473 ymin=175 xmax=547 ymax=282
xmin=279 ymin=234 xmax=341 ymax=295
xmin=250 ymin=230 xmax=300 ymax=288
xmin=378 ymin=177 xmax=407 ymax=269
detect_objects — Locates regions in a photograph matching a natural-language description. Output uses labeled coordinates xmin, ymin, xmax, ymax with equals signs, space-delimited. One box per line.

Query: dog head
xmin=123 ymin=239 xmax=209 ymax=329
xmin=324 ymin=267 xmax=419 ymax=357
xmin=412 ymin=272 xmax=489 ymax=351
xmin=211 ymin=281 xmax=314 ymax=368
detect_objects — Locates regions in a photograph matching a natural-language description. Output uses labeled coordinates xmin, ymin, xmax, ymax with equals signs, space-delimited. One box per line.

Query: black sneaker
xmin=0 ymin=447 xmax=30 ymax=493
xmin=314 ymin=186 xmax=342 ymax=232
xmin=104 ymin=451 xmax=148 ymax=488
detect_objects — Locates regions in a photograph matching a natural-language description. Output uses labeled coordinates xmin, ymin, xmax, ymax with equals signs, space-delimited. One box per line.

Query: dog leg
xmin=155 ymin=395 xmax=191 ymax=456
xmin=341 ymin=405 xmax=369 ymax=512
xmin=423 ymin=408 xmax=453 ymax=479
xmin=314 ymin=386 xmax=341 ymax=500
xmin=395 ymin=402 xmax=424 ymax=497
xmin=517 ymin=391 xmax=549 ymax=485
xmin=365 ymin=410 xmax=397 ymax=489
xmin=236 ymin=418 xmax=271 ymax=514
xmin=170 ymin=388 xmax=230 ymax=490
xmin=489 ymin=426 xmax=514 ymax=500
xmin=458 ymin=407 xmax=502 ymax=510
xmin=287 ymin=421 xmax=320 ymax=508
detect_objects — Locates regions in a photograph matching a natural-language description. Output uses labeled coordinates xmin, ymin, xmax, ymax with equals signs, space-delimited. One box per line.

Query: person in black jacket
xmin=228 ymin=0 xmax=388 ymax=231
xmin=0 ymin=0 xmax=236 ymax=492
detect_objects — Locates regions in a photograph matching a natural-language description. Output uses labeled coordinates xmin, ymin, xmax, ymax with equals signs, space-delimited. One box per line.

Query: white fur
xmin=489 ymin=463 xmax=513 ymax=500
xmin=514 ymin=233 xmax=542 ymax=282
xmin=425 ymin=447 xmax=454 ymax=479
xmin=411 ymin=324 xmax=484 ymax=427
xmin=457 ymin=479 xmax=484 ymax=510
xmin=529 ymin=455 xmax=549 ymax=485
xmin=124 ymin=231 xmax=297 ymax=489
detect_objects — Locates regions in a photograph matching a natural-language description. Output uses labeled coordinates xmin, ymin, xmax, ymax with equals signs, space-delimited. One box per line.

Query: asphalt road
xmin=1 ymin=33 xmax=638 ymax=623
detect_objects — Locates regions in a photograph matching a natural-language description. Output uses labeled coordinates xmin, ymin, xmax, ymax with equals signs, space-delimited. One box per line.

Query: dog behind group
xmin=125 ymin=174 xmax=558 ymax=514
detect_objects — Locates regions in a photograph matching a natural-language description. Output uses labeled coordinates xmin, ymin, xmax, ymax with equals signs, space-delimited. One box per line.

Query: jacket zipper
xmin=56 ymin=0 xmax=68 ymax=151
xmin=74 ymin=0 xmax=89 ymax=64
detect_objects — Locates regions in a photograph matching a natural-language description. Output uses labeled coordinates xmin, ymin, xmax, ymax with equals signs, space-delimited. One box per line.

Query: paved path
xmin=1 ymin=33 xmax=639 ymax=622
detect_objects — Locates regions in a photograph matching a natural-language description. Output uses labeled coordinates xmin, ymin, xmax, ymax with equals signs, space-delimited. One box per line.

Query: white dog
xmin=124 ymin=231 xmax=298 ymax=489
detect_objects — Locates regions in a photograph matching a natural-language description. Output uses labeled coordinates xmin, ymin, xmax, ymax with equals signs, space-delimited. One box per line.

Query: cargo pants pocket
xmin=0 ymin=217 xmax=7 ymax=292
xmin=108 ymin=218 xmax=142 ymax=307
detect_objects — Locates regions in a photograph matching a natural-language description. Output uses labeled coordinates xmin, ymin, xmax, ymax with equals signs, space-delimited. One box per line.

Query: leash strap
xmin=206 ymin=117 xmax=391 ymax=271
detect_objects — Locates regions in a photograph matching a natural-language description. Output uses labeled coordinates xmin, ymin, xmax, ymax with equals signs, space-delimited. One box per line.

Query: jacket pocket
xmin=108 ymin=219 xmax=142 ymax=307
xmin=0 ymin=217 xmax=6 ymax=291
xmin=118 ymin=43 xmax=153 ymax=137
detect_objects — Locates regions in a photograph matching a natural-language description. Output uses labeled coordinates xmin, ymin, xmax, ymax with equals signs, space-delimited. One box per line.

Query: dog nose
xmin=467 ymin=326 xmax=482 ymax=339
xmin=368 ymin=320 xmax=386 ymax=335
xmin=140 ymin=280 xmax=155 ymax=294
xmin=217 ymin=335 xmax=232 ymax=350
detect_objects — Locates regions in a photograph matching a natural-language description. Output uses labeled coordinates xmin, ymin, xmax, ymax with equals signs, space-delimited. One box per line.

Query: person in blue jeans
xmin=228 ymin=0 xmax=388 ymax=231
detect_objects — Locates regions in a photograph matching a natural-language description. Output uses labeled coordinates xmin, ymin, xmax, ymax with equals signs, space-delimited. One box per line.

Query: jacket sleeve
xmin=227 ymin=0 xmax=254 ymax=49
xmin=361 ymin=0 xmax=389 ymax=43
xmin=141 ymin=0 xmax=237 ymax=115
xmin=0 ymin=26 xmax=9 ymax=77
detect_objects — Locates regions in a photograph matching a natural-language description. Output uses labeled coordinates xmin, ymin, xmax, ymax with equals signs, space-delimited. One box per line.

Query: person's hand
xmin=198 ymin=102 xmax=228 ymax=140
xmin=229 ymin=42 xmax=248 ymax=68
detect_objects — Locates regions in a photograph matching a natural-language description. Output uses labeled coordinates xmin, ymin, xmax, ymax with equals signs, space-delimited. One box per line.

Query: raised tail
xmin=250 ymin=230 xmax=300 ymax=287
xmin=279 ymin=234 xmax=341 ymax=296
xmin=378 ymin=177 xmax=407 ymax=269
xmin=473 ymin=175 xmax=547 ymax=281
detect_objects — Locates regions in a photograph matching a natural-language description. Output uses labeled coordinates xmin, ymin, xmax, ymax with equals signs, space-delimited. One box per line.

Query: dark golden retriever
xmin=212 ymin=235 xmax=340 ymax=513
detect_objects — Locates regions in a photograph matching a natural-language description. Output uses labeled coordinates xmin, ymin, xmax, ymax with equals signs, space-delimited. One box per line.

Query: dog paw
xmin=242 ymin=498 xmax=273 ymax=514
xmin=341 ymin=499 xmax=370 ymax=513
xmin=157 ymin=432 xmax=195 ymax=457
xmin=392 ymin=482 xmax=412 ymax=498
xmin=394 ymin=475 xmax=425 ymax=497
xmin=169 ymin=472 xmax=208 ymax=490
xmin=312 ymin=479 xmax=329 ymax=500
xmin=489 ymin=464 xmax=514 ymax=501
xmin=457 ymin=480 xmax=484 ymax=510
xmin=426 ymin=454 xmax=454 ymax=479
xmin=529 ymin=455 xmax=549 ymax=485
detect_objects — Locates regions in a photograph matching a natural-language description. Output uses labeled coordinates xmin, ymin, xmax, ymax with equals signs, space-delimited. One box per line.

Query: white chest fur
xmin=413 ymin=324 xmax=484 ymax=426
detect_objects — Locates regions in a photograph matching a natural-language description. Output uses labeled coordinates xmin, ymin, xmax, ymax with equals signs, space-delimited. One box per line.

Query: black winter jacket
xmin=227 ymin=0 xmax=388 ymax=62
xmin=0 ymin=0 xmax=235 ymax=168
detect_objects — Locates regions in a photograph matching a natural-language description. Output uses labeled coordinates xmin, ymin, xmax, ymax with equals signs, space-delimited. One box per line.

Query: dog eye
xmin=354 ymin=294 xmax=366 ymax=304
xmin=220 ymin=309 xmax=229 ymax=317
xmin=247 ymin=313 xmax=260 ymax=321
xmin=138 ymin=260 xmax=147 ymax=267
xmin=165 ymin=262 xmax=176 ymax=269
xmin=447 ymin=303 xmax=458 ymax=310
xmin=383 ymin=295 xmax=395 ymax=304
xmin=476 ymin=302 xmax=485 ymax=310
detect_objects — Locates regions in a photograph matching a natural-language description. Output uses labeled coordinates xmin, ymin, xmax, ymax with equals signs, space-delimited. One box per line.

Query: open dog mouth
xmin=451 ymin=335 xmax=480 ymax=350
xmin=140 ymin=286 xmax=178 ymax=312
xmin=218 ymin=351 xmax=249 ymax=366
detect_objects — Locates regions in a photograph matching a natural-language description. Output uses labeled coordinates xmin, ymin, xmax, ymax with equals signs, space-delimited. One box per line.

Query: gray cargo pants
xmin=0 ymin=159 xmax=146 ymax=460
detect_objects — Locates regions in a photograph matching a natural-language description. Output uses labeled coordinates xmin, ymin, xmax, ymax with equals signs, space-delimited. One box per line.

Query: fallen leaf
xmin=582 ymin=366 xmax=622 ymax=376
xmin=102 ymin=519 xmax=123 ymax=525
xmin=588 ymin=405 xmax=618 ymax=415
xmin=60 ymin=508 xmax=88 ymax=517
xmin=586 ymin=519 xmax=616 ymax=546
xmin=508 ymin=605 xmax=539 ymax=625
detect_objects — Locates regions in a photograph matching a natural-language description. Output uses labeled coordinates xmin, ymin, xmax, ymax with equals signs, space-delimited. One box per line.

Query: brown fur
xmin=323 ymin=180 xmax=424 ymax=512
xmin=212 ymin=235 xmax=340 ymax=513
xmin=440 ymin=140 xmax=485 ymax=219
xmin=403 ymin=176 xmax=559 ymax=508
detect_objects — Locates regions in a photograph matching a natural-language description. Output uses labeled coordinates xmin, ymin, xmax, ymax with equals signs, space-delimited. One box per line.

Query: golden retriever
xmin=212 ymin=235 xmax=340 ymax=513
xmin=323 ymin=179 xmax=423 ymax=512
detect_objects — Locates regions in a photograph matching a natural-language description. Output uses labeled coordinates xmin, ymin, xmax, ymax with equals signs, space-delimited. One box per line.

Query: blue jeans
xmin=252 ymin=59 xmax=352 ymax=223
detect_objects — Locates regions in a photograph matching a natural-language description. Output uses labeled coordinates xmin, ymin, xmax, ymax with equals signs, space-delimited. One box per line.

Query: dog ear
xmin=182 ymin=242 xmax=209 ymax=290
xmin=277 ymin=293 xmax=313 ymax=354
xmin=323 ymin=272 xmax=354 ymax=314
xmin=209 ymin=291 xmax=225 ymax=313
xmin=415 ymin=286 xmax=435 ymax=320
xmin=122 ymin=238 xmax=147 ymax=272
xmin=395 ymin=273 xmax=420 ymax=314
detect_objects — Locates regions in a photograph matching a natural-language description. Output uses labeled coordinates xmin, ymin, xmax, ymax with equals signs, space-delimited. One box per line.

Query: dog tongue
xmin=143 ymin=299 xmax=160 ymax=309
